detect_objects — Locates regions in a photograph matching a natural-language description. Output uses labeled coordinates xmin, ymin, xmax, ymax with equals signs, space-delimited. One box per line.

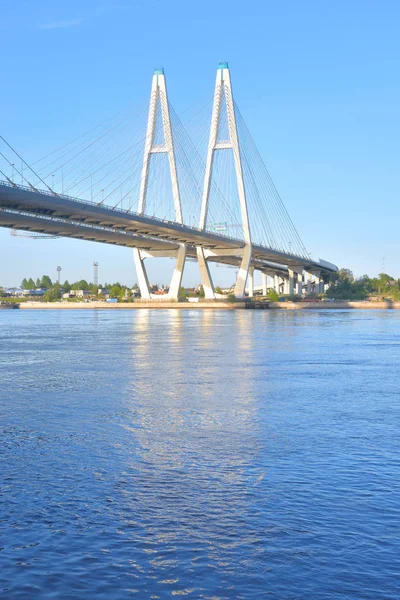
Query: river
xmin=1 ymin=309 xmax=399 ymax=599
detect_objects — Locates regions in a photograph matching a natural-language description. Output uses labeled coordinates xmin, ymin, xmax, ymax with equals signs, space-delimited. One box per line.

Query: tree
xmin=267 ymin=288 xmax=279 ymax=302
xmin=327 ymin=267 xmax=367 ymax=300
xmin=21 ymin=278 xmax=28 ymax=289
xmin=62 ymin=280 xmax=71 ymax=293
xmin=178 ymin=286 xmax=187 ymax=301
xmin=35 ymin=278 xmax=41 ymax=287
xmin=87 ymin=283 xmax=97 ymax=295
xmin=44 ymin=287 xmax=59 ymax=302
xmin=109 ymin=283 xmax=122 ymax=299
xmin=71 ymin=280 xmax=89 ymax=291
xmin=26 ymin=278 xmax=35 ymax=290
xmin=41 ymin=275 xmax=52 ymax=289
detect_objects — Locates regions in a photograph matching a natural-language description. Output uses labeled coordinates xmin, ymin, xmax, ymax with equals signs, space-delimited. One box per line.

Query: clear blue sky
xmin=1 ymin=0 xmax=399 ymax=287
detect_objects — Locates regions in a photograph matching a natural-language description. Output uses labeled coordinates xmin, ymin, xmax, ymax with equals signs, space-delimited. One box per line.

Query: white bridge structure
xmin=0 ymin=63 xmax=337 ymax=298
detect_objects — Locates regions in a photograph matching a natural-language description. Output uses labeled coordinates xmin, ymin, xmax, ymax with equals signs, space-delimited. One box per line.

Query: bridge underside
xmin=0 ymin=207 xmax=290 ymax=277
xmin=0 ymin=182 xmax=337 ymax=299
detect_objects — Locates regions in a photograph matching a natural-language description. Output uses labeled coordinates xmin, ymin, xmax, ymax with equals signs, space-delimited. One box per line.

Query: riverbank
xmin=15 ymin=300 xmax=400 ymax=310
xmin=270 ymin=300 xmax=400 ymax=310
xmin=19 ymin=301 xmax=237 ymax=310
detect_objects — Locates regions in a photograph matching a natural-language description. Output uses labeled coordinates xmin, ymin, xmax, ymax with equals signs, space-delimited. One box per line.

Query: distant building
xmin=4 ymin=288 xmax=45 ymax=297
xmin=62 ymin=290 xmax=90 ymax=299
xmin=6 ymin=288 xmax=24 ymax=297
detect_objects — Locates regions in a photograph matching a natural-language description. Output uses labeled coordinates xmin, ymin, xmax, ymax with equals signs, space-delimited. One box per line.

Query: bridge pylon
xmin=197 ymin=62 xmax=252 ymax=299
xmin=133 ymin=68 xmax=186 ymax=301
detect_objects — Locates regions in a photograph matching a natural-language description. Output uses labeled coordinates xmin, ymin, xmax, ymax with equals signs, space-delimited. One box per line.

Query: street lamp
xmin=93 ymin=262 xmax=99 ymax=296
xmin=57 ymin=266 xmax=62 ymax=284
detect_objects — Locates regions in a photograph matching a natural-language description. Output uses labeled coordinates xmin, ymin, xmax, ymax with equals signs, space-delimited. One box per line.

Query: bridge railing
xmin=0 ymin=179 xmax=246 ymax=245
xmin=0 ymin=179 xmax=335 ymax=270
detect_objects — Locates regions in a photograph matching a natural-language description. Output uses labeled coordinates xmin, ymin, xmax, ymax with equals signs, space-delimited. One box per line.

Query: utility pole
xmin=93 ymin=262 xmax=99 ymax=295
xmin=57 ymin=266 xmax=62 ymax=298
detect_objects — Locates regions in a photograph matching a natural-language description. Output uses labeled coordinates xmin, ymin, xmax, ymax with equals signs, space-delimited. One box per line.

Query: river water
xmin=1 ymin=309 xmax=399 ymax=599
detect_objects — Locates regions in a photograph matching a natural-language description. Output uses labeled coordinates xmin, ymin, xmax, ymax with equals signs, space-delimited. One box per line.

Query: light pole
xmin=93 ymin=262 xmax=99 ymax=296
xmin=56 ymin=266 xmax=62 ymax=299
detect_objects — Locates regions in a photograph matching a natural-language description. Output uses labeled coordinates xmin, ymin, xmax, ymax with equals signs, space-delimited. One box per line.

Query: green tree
xmin=267 ymin=288 xmax=280 ymax=302
xmin=21 ymin=278 xmax=28 ymax=289
xmin=62 ymin=280 xmax=71 ymax=293
xmin=109 ymin=283 xmax=122 ymax=299
xmin=26 ymin=278 xmax=36 ymax=289
xmin=41 ymin=275 xmax=52 ymax=289
xmin=327 ymin=268 xmax=367 ymax=300
xmin=71 ymin=280 xmax=89 ymax=291
xmin=178 ymin=286 xmax=187 ymax=301
xmin=87 ymin=283 xmax=98 ymax=295
xmin=44 ymin=287 xmax=59 ymax=302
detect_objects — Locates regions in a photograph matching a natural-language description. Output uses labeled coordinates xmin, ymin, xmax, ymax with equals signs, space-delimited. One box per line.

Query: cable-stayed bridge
xmin=0 ymin=62 xmax=337 ymax=299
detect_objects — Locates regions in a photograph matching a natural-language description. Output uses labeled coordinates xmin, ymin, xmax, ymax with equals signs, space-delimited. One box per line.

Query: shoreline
xmin=13 ymin=300 xmax=400 ymax=310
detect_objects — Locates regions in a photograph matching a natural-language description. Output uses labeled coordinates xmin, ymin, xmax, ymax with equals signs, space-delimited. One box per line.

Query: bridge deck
xmin=0 ymin=182 xmax=338 ymax=275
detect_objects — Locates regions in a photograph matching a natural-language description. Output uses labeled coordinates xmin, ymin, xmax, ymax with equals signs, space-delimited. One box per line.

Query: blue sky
xmin=1 ymin=0 xmax=399 ymax=287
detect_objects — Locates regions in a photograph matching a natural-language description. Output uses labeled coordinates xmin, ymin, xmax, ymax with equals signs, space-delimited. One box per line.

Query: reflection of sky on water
xmin=126 ymin=310 xmax=261 ymax=470
xmin=117 ymin=310 xmax=267 ymax=586
xmin=2 ymin=309 xmax=400 ymax=598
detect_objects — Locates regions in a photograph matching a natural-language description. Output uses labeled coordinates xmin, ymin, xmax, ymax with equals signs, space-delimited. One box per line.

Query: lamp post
xmin=93 ymin=262 xmax=99 ymax=296
xmin=56 ymin=266 xmax=62 ymax=299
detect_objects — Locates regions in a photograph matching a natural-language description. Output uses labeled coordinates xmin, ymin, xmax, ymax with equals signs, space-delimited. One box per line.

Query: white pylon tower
xmin=133 ymin=68 xmax=186 ymax=301
xmin=197 ymin=62 xmax=252 ymax=298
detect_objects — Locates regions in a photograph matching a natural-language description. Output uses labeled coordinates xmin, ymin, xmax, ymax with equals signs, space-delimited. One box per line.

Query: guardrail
xmin=0 ymin=180 xmax=328 ymax=268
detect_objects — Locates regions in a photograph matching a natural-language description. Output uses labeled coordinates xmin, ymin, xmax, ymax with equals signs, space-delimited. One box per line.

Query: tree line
xmin=10 ymin=270 xmax=400 ymax=302
xmin=18 ymin=275 xmax=138 ymax=301
xmin=327 ymin=270 xmax=400 ymax=300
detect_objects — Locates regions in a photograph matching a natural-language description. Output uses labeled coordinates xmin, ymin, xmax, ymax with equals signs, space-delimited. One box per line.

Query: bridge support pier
xmin=311 ymin=270 xmax=325 ymax=295
xmin=196 ymin=246 xmax=251 ymax=299
xmin=234 ymin=244 xmax=252 ymax=298
xmin=274 ymin=273 xmax=280 ymax=294
xmin=319 ymin=276 xmax=325 ymax=295
xmin=169 ymin=245 xmax=186 ymax=299
xmin=297 ymin=270 xmax=303 ymax=297
xmin=306 ymin=272 xmax=312 ymax=295
xmin=262 ymin=273 xmax=268 ymax=296
xmin=288 ymin=269 xmax=295 ymax=295
xmin=134 ymin=245 xmax=186 ymax=301
xmin=133 ymin=249 xmax=152 ymax=299
xmin=196 ymin=247 xmax=216 ymax=299
xmin=283 ymin=278 xmax=289 ymax=295
xmin=247 ymin=267 xmax=254 ymax=298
